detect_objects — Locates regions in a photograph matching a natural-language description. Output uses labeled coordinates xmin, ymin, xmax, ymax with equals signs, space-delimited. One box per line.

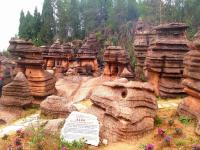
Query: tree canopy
xmin=18 ymin=0 xmax=200 ymax=45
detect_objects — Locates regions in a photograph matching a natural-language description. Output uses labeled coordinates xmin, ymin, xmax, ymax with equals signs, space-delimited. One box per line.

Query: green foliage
xmin=29 ymin=123 xmax=45 ymax=149
xmin=178 ymin=115 xmax=191 ymax=125
xmin=18 ymin=0 xmax=200 ymax=45
xmin=60 ymin=138 xmax=88 ymax=150
xmin=168 ymin=119 xmax=174 ymax=127
xmin=174 ymin=139 xmax=187 ymax=147
xmin=138 ymin=143 xmax=146 ymax=150
xmin=154 ymin=116 xmax=163 ymax=126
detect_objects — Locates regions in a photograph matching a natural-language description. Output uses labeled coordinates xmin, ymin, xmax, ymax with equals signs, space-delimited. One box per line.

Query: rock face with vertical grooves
xmin=0 ymin=72 xmax=33 ymax=107
xmin=145 ymin=23 xmax=190 ymax=98
xmin=87 ymin=78 xmax=157 ymax=142
xmin=178 ymin=29 xmax=200 ymax=123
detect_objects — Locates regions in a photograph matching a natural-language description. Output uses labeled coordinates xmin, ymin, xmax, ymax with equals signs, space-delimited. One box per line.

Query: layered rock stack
xmin=88 ymin=79 xmax=157 ymax=142
xmin=86 ymin=33 xmax=100 ymax=53
xmin=0 ymin=72 xmax=33 ymax=107
xmin=8 ymin=38 xmax=56 ymax=97
xmin=41 ymin=45 xmax=50 ymax=69
xmin=133 ymin=20 xmax=155 ymax=74
xmin=45 ymin=40 xmax=63 ymax=71
xmin=103 ymin=46 xmax=133 ymax=79
xmin=145 ymin=23 xmax=189 ymax=98
xmin=76 ymin=34 xmax=99 ymax=75
xmin=63 ymin=42 xmax=77 ymax=70
xmin=178 ymin=29 xmax=200 ymax=121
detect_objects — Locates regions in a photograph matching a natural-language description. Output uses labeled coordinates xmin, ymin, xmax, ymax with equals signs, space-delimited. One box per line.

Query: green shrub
xmin=178 ymin=115 xmax=191 ymax=125
xmin=174 ymin=139 xmax=187 ymax=147
xmin=154 ymin=116 xmax=163 ymax=126
xmin=60 ymin=138 xmax=88 ymax=150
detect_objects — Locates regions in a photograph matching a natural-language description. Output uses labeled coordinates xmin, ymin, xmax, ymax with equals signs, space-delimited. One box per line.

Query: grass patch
xmin=174 ymin=139 xmax=187 ymax=147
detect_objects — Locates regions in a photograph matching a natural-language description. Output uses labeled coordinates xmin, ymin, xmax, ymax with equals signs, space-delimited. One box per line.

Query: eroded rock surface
xmin=0 ymin=72 xmax=33 ymax=107
xmin=133 ymin=20 xmax=155 ymax=75
xmin=178 ymin=30 xmax=200 ymax=131
xmin=8 ymin=38 xmax=56 ymax=97
xmin=145 ymin=23 xmax=189 ymax=98
xmin=103 ymin=46 xmax=134 ymax=79
xmin=40 ymin=95 xmax=76 ymax=118
xmin=87 ymin=79 xmax=157 ymax=142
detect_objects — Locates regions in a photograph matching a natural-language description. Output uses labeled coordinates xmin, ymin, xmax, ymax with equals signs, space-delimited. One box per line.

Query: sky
xmin=0 ymin=0 xmax=43 ymax=51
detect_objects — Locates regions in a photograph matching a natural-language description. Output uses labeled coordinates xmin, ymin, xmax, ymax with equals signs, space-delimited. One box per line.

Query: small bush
xmin=145 ymin=144 xmax=154 ymax=150
xmin=168 ymin=120 xmax=174 ymax=126
xmin=158 ymin=128 xmax=165 ymax=137
xmin=138 ymin=143 xmax=146 ymax=150
xmin=60 ymin=138 xmax=88 ymax=150
xmin=154 ymin=116 xmax=162 ymax=126
xmin=192 ymin=144 xmax=200 ymax=150
xmin=163 ymin=135 xmax=172 ymax=146
xmin=174 ymin=139 xmax=186 ymax=147
xmin=174 ymin=128 xmax=183 ymax=136
xmin=179 ymin=115 xmax=191 ymax=125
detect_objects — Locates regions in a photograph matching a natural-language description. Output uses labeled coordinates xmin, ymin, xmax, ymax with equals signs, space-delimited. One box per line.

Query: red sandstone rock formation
xmin=178 ymin=29 xmax=200 ymax=122
xmin=0 ymin=72 xmax=33 ymax=107
xmin=40 ymin=95 xmax=76 ymax=118
xmin=145 ymin=23 xmax=190 ymax=98
xmin=8 ymin=38 xmax=56 ymax=97
xmin=133 ymin=20 xmax=155 ymax=74
xmin=76 ymin=34 xmax=99 ymax=75
xmin=87 ymin=78 xmax=157 ymax=142
xmin=103 ymin=46 xmax=134 ymax=79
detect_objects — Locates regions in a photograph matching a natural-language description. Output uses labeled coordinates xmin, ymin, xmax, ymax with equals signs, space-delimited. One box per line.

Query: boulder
xmin=0 ymin=72 xmax=33 ymax=107
xmin=40 ymin=95 xmax=77 ymax=118
xmin=88 ymin=79 xmax=157 ymax=142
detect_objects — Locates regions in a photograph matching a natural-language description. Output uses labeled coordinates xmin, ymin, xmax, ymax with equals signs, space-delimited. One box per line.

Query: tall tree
xmin=32 ymin=7 xmax=42 ymax=45
xmin=56 ymin=0 xmax=70 ymax=41
xmin=18 ymin=10 xmax=26 ymax=38
xmin=40 ymin=0 xmax=56 ymax=44
xmin=69 ymin=0 xmax=81 ymax=39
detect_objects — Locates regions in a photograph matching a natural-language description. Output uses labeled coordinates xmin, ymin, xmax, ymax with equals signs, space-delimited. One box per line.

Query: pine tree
xmin=40 ymin=0 xmax=56 ymax=44
xmin=33 ymin=7 xmax=42 ymax=45
xmin=18 ymin=10 xmax=26 ymax=38
xmin=69 ymin=0 xmax=81 ymax=39
xmin=56 ymin=0 xmax=69 ymax=41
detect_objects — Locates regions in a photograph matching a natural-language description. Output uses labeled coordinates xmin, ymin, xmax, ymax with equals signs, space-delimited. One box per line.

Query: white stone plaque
xmin=60 ymin=111 xmax=100 ymax=146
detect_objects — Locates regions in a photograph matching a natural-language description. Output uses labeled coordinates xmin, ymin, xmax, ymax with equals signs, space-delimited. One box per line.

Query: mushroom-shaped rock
xmin=0 ymin=72 xmax=33 ymax=107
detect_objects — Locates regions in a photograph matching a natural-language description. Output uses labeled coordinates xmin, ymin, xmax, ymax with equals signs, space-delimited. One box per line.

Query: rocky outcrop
xmin=145 ymin=23 xmax=189 ymax=98
xmin=76 ymin=34 xmax=99 ymax=75
xmin=133 ymin=20 xmax=155 ymax=74
xmin=103 ymin=46 xmax=134 ymax=79
xmin=88 ymin=79 xmax=157 ymax=142
xmin=0 ymin=72 xmax=33 ymax=107
xmin=40 ymin=95 xmax=76 ymax=118
xmin=8 ymin=38 xmax=56 ymax=97
xmin=178 ymin=29 xmax=200 ymax=126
